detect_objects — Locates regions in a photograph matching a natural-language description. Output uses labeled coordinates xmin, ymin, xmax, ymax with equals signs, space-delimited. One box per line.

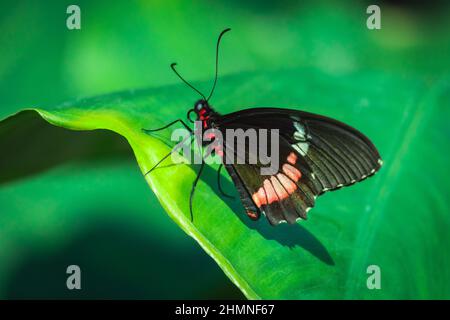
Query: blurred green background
xmin=0 ymin=0 xmax=449 ymax=299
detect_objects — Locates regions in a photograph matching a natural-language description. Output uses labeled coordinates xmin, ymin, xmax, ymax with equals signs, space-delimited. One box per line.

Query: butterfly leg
xmin=217 ymin=164 xmax=234 ymax=199
xmin=144 ymin=134 xmax=193 ymax=176
xmin=189 ymin=159 xmax=205 ymax=222
xmin=142 ymin=119 xmax=192 ymax=134
xmin=190 ymin=162 xmax=235 ymax=223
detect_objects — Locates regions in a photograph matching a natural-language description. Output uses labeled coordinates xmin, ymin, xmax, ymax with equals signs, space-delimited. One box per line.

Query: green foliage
xmin=1 ymin=70 xmax=449 ymax=298
xmin=0 ymin=112 xmax=242 ymax=299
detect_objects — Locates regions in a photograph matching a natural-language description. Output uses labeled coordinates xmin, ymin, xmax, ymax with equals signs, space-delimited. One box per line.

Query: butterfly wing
xmin=216 ymin=107 xmax=382 ymax=225
xmin=221 ymin=135 xmax=319 ymax=225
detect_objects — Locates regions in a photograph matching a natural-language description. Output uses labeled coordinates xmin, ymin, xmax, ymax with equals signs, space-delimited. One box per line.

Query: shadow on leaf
xmin=191 ymin=162 xmax=335 ymax=266
xmin=0 ymin=111 xmax=132 ymax=185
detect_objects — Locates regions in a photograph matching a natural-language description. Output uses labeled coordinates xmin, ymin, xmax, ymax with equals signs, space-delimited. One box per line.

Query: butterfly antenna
xmin=206 ymin=28 xmax=231 ymax=102
xmin=171 ymin=63 xmax=207 ymax=100
xmin=143 ymin=134 xmax=193 ymax=176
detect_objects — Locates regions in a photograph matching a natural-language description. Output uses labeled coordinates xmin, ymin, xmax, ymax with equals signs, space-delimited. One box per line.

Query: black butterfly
xmin=143 ymin=28 xmax=382 ymax=226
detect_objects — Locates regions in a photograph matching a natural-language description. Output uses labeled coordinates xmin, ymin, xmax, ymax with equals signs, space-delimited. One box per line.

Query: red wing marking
xmin=263 ymin=179 xmax=278 ymax=204
xmin=270 ymin=176 xmax=289 ymax=200
xmin=277 ymin=173 xmax=297 ymax=194
xmin=287 ymin=152 xmax=298 ymax=165
xmin=251 ymin=158 xmax=303 ymax=209
xmin=282 ymin=163 xmax=302 ymax=182
xmin=246 ymin=210 xmax=260 ymax=220
xmin=252 ymin=187 xmax=266 ymax=207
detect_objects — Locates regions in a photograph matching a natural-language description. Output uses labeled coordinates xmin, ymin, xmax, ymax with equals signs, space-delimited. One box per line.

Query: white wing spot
xmin=293 ymin=122 xmax=306 ymax=140
xmin=293 ymin=142 xmax=309 ymax=156
xmin=292 ymin=122 xmax=309 ymax=156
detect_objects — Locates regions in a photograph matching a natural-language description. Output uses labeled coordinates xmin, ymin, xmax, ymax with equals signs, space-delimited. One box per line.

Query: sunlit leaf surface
xmin=1 ymin=70 xmax=448 ymax=298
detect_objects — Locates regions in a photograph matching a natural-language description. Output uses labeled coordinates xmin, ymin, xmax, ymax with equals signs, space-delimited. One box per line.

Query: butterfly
xmin=143 ymin=28 xmax=383 ymax=226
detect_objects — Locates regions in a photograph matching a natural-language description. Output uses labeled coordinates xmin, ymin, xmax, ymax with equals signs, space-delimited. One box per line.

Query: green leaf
xmin=1 ymin=69 xmax=449 ymax=299
xmin=0 ymin=114 xmax=242 ymax=299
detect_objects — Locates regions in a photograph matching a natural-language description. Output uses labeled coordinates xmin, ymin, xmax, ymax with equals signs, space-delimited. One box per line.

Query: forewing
xmin=218 ymin=107 xmax=382 ymax=190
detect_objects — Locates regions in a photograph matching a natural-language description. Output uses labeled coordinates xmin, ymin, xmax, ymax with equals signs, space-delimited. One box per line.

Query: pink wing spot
xmin=257 ymin=187 xmax=267 ymax=206
xmin=263 ymin=179 xmax=278 ymax=204
xmin=251 ymin=187 xmax=267 ymax=208
xmin=271 ymin=176 xmax=289 ymax=200
xmin=251 ymin=164 xmax=302 ymax=208
xmin=246 ymin=210 xmax=259 ymax=220
xmin=251 ymin=193 xmax=261 ymax=208
xmin=282 ymin=163 xmax=302 ymax=182
xmin=287 ymin=152 xmax=297 ymax=165
xmin=277 ymin=173 xmax=297 ymax=194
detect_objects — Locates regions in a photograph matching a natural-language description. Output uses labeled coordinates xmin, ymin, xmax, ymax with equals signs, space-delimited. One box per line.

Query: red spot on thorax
xmin=215 ymin=148 xmax=224 ymax=157
xmin=204 ymin=130 xmax=224 ymax=157
xmin=199 ymin=109 xmax=210 ymax=128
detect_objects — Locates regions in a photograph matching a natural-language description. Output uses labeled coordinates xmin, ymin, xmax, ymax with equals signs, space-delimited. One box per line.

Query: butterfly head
xmin=187 ymin=99 xmax=216 ymax=124
xmin=195 ymin=99 xmax=212 ymax=118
